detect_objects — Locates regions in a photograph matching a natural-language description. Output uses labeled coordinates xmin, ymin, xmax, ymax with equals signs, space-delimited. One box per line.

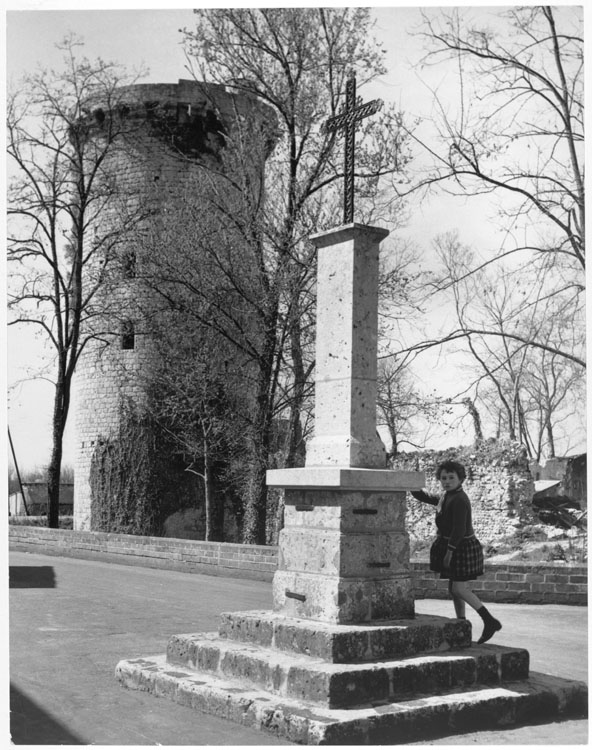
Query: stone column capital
xmin=267 ymin=467 xmax=424 ymax=492
xmin=310 ymin=222 xmax=390 ymax=249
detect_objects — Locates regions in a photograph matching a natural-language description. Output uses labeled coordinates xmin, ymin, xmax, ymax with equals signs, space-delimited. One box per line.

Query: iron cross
xmin=323 ymin=71 xmax=383 ymax=224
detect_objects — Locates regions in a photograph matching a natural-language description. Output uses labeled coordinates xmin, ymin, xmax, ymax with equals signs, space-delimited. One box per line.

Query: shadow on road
xmin=9 ymin=566 xmax=56 ymax=588
xmin=10 ymin=683 xmax=84 ymax=744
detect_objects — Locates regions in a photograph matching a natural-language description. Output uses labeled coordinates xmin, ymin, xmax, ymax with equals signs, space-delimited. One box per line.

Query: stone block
xmin=278 ymin=528 xmax=409 ymax=578
xmin=327 ymin=666 xmax=391 ymax=707
xmin=495 ymin=589 xmax=520 ymax=601
xmin=282 ymin=490 xmax=407 ymax=532
xmin=273 ymin=570 xmax=414 ymax=623
xmin=218 ymin=611 xmax=471 ymax=663
xmin=167 ymin=633 xmax=199 ymax=667
xmin=569 ymin=575 xmax=587 ymax=583
xmin=390 ymin=656 xmax=457 ymax=697
xmin=544 ymin=573 xmax=569 ymax=583
xmin=474 ymin=649 xmax=501 ymax=684
xmin=306 ymin=431 xmax=387 ymax=469
xmin=554 ymin=583 xmax=581 ymax=593
xmin=500 ymin=647 xmax=530 ymax=680
xmin=451 ymin=654 xmax=479 ymax=687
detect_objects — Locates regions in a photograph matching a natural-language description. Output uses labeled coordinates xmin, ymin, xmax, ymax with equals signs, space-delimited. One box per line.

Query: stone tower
xmin=73 ymin=79 xmax=274 ymax=532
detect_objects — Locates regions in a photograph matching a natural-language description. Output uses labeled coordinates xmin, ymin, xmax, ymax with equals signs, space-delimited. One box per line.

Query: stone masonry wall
xmin=74 ymin=80 xmax=275 ymax=533
xmin=392 ymin=443 xmax=537 ymax=546
xmin=9 ymin=527 xmax=586 ymax=606
xmin=412 ymin=560 xmax=586 ymax=606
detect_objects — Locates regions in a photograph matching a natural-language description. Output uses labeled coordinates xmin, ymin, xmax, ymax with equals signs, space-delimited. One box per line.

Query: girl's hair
xmin=436 ymin=460 xmax=466 ymax=482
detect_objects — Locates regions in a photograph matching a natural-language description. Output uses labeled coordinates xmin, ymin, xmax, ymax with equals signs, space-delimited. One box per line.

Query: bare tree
xmin=397 ymin=6 xmax=584 ymax=371
xmin=431 ymin=231 xmax=584 ymax=457
xmin=377 ymin=356 xmax=449 ymax=459
xmin=164 ymin=8 xmax=412 ymax=544
xmin=416 ymin=6 xmax=583 ymax=263
xmin=7 ymin=36 xmax=144 ymax=527
xmin=517 ymin=334 xmax=585 ymax=461
xmin=147 ymin=313 xmax=248 ymax=541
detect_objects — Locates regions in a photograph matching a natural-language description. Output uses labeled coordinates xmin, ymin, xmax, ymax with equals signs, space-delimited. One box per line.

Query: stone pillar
xmin=267 ymin=223 xmax=423 ymax=623
xmin=306 ymin=224 xmax=387 ymax=469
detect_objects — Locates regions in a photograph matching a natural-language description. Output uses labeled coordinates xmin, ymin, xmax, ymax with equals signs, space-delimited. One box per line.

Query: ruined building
xmin=73 ymin=79 xmax=275 ymax=535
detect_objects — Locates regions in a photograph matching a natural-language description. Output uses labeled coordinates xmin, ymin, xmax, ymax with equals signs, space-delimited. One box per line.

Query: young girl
xmin=411 ymin=459 xmax=502 ymax=644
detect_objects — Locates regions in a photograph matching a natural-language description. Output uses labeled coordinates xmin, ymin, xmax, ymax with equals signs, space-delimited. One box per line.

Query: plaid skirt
xmin=429 ymin=535 xmax=484 ymax=581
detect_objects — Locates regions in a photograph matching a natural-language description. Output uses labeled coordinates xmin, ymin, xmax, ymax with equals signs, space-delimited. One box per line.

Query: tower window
xmin=93 ymin=108 xmax=105 ymax=127
xmin=145 ymin=101 xmax=159 ymax=120
xmin=121 ymin=320 xmax=135 ymax=350
xmin=122 ymin=250 xmax=136 ymax=279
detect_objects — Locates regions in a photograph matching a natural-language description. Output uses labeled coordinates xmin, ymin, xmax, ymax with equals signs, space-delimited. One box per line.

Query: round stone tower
xmin=73 ymin=79 xmax=275 ymax=532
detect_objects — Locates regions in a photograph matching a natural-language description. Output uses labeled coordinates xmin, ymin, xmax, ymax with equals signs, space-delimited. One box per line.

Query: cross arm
xmin=323 ymin=99 xmax=383 ymax=133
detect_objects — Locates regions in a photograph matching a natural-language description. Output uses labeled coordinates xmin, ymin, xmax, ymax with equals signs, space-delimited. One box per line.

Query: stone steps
xmin=115 ymin=609 xmax=587 ymax=743
xmin=166 ymin=631 xmax=529 ymax=708
xmin=217 ymin=610 xmax=472 ymax=662
xmin=116 ymin=654 xmax=587 ymax=744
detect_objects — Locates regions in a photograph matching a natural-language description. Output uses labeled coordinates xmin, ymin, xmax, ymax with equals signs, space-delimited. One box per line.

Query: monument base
xmin=267 ymin=467 xmax=422 ymax=623
xmin=116 ymin=610 xmax=587 ymax=744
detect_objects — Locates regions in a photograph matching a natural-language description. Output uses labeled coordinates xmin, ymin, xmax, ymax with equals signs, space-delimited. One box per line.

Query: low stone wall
xmin=413 ymin=561 xmax=587 ymax=606
xmin=9 ymin=526 xmax=586 ymax=605
xmin=8 ymin=526 xmax=277 ymax=581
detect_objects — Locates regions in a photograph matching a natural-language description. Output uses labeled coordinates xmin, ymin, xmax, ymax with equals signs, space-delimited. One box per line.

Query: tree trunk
xmin=545 ymin=418 xmax=556 ymax=458
xmin=285 ymin=313 xmax=307 ymax=469
xmin=463 ymin=398 xmax=484 ymax=443
xmin=203 ymin=437 xmax=213 ymax=541
xmin=239 ymin=270 xmax=281 ymax=545
xmin=47 ymin=376 xmax=68 ymax=528
xmin=209 ymin=467 xmax=226 ymax=542
xmin=241 ymin=455 xmax=269 ymax=545
xmin=389 ymin=425 xmax=398 ymax=460
xmin=241 ymin=344 xmax=276 ymax=545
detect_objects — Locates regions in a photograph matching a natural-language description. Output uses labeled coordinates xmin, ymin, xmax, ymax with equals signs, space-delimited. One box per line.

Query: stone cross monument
xmin=266 ymin=69 xmax=419 ymax=625
xmin=116 ymin=72 xmax=587 ymax=744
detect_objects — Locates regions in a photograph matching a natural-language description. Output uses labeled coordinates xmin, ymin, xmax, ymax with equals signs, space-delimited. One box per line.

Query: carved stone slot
xmin=285 ymin=590 xmax=306 ymax=602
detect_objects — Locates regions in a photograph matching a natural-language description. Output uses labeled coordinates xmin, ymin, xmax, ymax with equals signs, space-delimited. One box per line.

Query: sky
xmin=4 ymin=1 xmax=586 ymax=471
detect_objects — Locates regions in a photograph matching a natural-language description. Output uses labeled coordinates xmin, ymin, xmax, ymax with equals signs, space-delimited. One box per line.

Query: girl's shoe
xmin=478 ymin=617 xmax=502 ymax=644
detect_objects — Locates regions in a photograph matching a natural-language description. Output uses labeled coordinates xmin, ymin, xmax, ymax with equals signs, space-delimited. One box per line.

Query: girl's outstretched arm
xmin=410 ymin=490 xmax=439 ymax=506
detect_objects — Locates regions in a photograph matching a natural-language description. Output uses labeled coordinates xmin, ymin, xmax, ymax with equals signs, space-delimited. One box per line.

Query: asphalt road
xmin=8 ymin=550 xmax=588 ymax=745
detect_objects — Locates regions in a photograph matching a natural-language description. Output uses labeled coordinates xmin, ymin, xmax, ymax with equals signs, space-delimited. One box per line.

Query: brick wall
xmin=9 ymin=527 xmax=586 ymax=605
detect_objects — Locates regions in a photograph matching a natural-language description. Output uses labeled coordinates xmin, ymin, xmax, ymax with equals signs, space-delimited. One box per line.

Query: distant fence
xmin=9 ymin=526 xmax=586 ymax=606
